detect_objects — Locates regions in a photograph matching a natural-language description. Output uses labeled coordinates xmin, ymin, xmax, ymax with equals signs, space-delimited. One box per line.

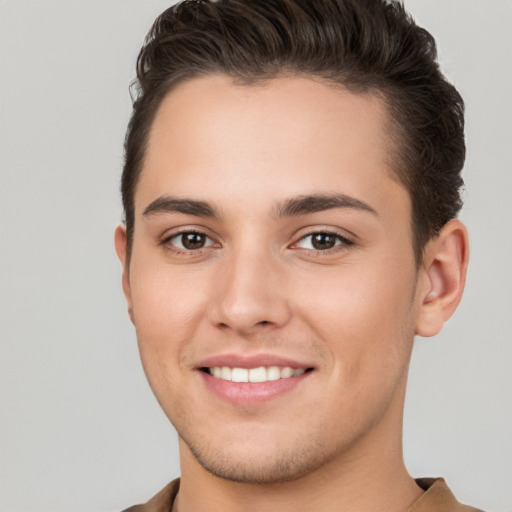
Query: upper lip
xmin=196 ymin=353 xmax=314 ymax=370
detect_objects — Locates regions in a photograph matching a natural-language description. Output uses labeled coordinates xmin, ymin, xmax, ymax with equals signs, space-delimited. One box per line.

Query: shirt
xmin=122 ymin=477 xmax=484 ymax=512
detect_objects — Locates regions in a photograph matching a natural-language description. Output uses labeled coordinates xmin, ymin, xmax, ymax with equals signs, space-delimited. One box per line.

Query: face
xmin=118 ymin=75 xmax=427 ymax=483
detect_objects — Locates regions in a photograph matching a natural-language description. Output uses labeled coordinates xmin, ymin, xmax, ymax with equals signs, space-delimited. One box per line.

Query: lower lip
xmin=199 ymin=370 xmax=311 ymax=406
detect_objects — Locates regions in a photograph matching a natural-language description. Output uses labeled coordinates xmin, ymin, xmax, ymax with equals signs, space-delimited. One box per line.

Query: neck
xmin=174 ymin=385 xmax=422 ymax=512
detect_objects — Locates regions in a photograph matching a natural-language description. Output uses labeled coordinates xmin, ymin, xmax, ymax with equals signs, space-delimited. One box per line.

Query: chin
xmin=181 ymin=428 xmax=337 ymax=485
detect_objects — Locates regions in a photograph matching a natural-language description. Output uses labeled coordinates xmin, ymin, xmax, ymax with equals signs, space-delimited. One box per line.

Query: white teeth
xmin=220 ymin=367 xmax=232 ymax=380
xmin=231 ymin=368 xmax=249 ymax=382
xmin=209 ymin=366 xmax=306 ymax=382
xmin=249 ymin=366 xmax=267 ymax=383
xmin=267 ymin=366 xmax=281 ymax=381
xmin=280 ymin=367 xmax=293 ymax=378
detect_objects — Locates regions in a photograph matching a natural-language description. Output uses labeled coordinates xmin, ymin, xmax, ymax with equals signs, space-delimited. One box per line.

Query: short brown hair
xmin=122 ymin=0 xmax=465 ymax=263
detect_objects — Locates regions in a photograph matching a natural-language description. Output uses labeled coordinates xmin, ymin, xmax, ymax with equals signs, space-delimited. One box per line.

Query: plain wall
xmin=0 ymin=1 xmax=510 ymax=510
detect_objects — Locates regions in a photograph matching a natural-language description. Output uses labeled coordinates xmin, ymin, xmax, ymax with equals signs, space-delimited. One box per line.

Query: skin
xmin=115 ymin=75 xmax=469 ymax=512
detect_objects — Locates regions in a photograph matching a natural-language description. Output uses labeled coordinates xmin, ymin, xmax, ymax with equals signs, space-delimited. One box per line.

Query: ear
xmin=415 ymin=219 xmax=469 ymax=337
xmin=114 ymin=224 xmax=135 ymax=325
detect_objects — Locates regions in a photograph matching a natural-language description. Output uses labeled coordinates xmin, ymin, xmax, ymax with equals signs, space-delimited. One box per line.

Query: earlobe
xmin=415 ymin=219 xmax=469 ymax=337
xmin=114 ymin=225 xmax=135 ymax=325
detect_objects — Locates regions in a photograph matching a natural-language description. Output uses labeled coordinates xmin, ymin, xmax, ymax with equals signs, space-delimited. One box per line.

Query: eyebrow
xmin=143 ymin=196 xmax=221 ymax=218
xmin=142 ymin=192 xmax=377 ymax=220
xmin=274 ymin=193 xmax=378 ymax=218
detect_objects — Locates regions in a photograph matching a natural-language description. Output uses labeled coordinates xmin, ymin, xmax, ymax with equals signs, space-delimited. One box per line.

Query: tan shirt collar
xmin=123 ymin=477 xmax=483 ymax=512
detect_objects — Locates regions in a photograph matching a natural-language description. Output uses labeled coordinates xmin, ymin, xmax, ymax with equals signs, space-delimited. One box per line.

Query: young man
xmin=115 ymin=1 xmax=479 ymax=510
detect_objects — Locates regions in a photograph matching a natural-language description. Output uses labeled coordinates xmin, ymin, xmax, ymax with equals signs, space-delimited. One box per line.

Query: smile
xmin=206 ymin=366 xmax=306 ymax=383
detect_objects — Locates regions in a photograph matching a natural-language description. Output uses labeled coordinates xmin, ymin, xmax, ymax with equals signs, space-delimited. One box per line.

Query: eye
xmin=294 ymin=232 xmax=353 ymax=251
xmin=165 ymin=231 xmax=216 ymax=251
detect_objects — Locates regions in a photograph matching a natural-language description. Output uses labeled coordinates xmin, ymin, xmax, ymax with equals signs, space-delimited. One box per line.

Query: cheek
xmin=129 ymin=262 xmax=210 ymax=370
xmin=292 ymin=257 xmax=417 ymax=379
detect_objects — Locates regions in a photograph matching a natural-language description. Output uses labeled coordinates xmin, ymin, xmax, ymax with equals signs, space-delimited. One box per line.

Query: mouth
xmin=196 ymin=356 xmax=315 ymax=405
xmin=201 ymin=366 xmax=313 ymax=383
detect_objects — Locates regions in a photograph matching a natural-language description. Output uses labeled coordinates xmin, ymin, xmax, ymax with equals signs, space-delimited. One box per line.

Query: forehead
xmin=137 ymin=75 xmax=407 ymax=220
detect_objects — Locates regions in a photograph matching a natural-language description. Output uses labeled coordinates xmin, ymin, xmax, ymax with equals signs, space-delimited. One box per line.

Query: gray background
xmin=0 ymin=1 xmax=510 ymax=511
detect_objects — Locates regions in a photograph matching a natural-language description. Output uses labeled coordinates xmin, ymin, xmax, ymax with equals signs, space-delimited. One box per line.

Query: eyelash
xmin=160 ymin=229 xmax=354 ymax=256
xmin=161 ymin=230 xmax=217 ymax=256
xmin=293 ymin=231 xmax=355 ymax=255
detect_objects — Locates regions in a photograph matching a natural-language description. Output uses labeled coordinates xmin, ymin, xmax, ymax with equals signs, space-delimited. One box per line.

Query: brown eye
xmin=311 ymin=233 xmax=338 ymax=250
xmin=181 ymin=232 xmax=206 ymax=250
xmin=166 ymin=231 xmax=215 ymax=251
xmin=294 ymin=231 xmax=353 ymax=252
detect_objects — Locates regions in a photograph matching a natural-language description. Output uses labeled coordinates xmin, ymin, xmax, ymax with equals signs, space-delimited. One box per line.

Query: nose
xmin=207 ymin=245 xmax=292 ymax=335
